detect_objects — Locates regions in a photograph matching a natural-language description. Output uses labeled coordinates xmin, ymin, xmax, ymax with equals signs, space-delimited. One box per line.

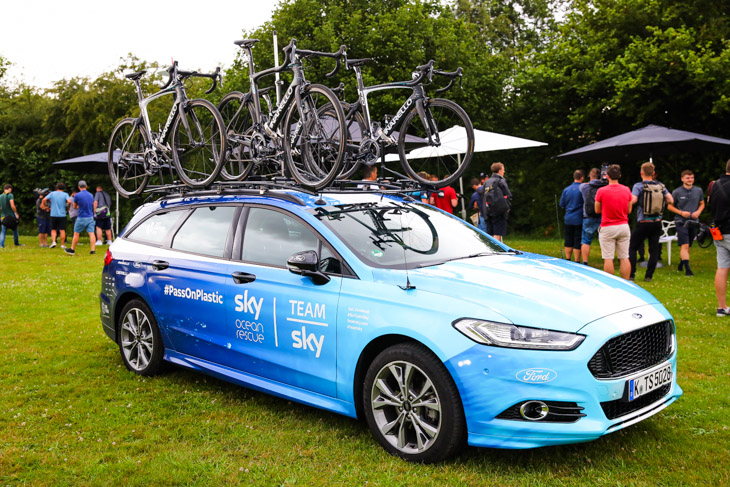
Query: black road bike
xmin=108 ymin=62 xmax=226 ymax=197
xmin=331 ymin=55 xmax=474 ymax=187
xmin=217 ymin=39 xmax=347 ymax=190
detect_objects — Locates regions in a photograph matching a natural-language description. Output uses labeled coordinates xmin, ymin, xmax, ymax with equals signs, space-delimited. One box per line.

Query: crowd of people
xmin=0 ymin=180 xmax=114 ymax=254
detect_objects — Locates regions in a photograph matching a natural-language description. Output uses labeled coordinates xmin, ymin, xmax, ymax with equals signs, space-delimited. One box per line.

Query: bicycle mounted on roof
xmin=108 ymin=62 xmax=227 ymax=197
xmin=326 ymin=50 xmax=474 ymax=187
xmin=217 ymin=38 xmax=347 ymax=190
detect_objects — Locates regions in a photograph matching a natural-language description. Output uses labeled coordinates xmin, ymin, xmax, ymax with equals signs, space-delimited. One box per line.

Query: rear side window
xmin=172 ymin=206 xmax=236 ymax=257
xmin=127 ymin=211 xmax=186 ymax=245
xmin=242 ymin=207 xmax=319 ymax=266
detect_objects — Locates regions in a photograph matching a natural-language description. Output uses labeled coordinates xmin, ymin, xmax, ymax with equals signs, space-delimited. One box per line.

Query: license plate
xmin=627 ymin=362 xmax=672 ymax=401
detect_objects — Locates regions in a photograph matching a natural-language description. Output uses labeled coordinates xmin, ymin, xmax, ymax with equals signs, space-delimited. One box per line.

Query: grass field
xmin=1 ymin=235 xmax=728 ymax=486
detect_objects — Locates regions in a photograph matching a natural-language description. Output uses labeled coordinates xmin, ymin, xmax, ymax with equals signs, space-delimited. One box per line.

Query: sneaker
xmin=685 ymin=269 xmax=694 ymax=277
xmin=716 ymin=307 xmax=730 ymax=317
xmin=64 ymin=248 xmax=75 ymax=256
xmin=60 ymin=244 xmax=66 ymax=249
xmin=105 ymin=240 xmax=113 ymax=245
xmin=90 ymin=250 xmax=96 ymax=255
xmin=40 ymin=244 xmax=49 ymax=248
xmin=15 ymin=244 xmax=24 ymax=247
xmin=49 ymin=241 xmax=57 ymax=248
xmin=643 ymin=277 xmax=652 ymax=282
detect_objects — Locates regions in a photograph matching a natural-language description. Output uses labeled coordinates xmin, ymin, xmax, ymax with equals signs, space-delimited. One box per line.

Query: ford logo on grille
xmin=515 ymin=368 xmax=558 ymax=384
xmin=632 ymin=313 xmax=643 ymax=319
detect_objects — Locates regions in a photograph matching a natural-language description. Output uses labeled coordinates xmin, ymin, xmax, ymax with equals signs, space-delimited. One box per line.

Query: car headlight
xmin=453 ymin=318 xmax=585 ymax=351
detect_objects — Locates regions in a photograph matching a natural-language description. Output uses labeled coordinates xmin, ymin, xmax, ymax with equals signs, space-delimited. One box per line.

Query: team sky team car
xmin=99 ymin=185 xmax=682 ymax=463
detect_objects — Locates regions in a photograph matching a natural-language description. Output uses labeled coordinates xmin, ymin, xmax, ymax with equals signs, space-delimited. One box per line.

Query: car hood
xmin=382 ymin=252 xmax=660 ymax=333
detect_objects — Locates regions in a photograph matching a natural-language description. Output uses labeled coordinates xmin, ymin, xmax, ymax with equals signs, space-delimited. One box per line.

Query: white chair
xmin=658 ymin=220 xmax=678 ymax=265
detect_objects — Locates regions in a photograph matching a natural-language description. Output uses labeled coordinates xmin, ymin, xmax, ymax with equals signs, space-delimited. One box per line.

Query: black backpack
xmin=481 ymin=177 xmax=510 ymax=217
xmin=584 ymin=181 xmax=606 ymax=218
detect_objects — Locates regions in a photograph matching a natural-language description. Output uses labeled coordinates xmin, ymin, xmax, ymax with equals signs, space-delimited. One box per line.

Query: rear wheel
xmin=363 ymin=342 xmax=465 ymax=463
xmin=108 ymin=118 xmax=149 ymax=197
xmin=118 ymin=299 xmax=164 ymax=376
xmin=397 ymin=98 xmax=474 ymax=187
xmin=218 ymin=91 xmax=255 ymax=181
xmin=172 ymin=98 xmax=226 ymax=188
xmin=283 ymin=84 xmax=346 ymax=190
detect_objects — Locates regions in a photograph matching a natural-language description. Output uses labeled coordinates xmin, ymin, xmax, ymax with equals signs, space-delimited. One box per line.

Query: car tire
xmin=117 ymin=299 xmax=164 ymax=376
xmin=363 ymin=342 xmax=466 ymax=463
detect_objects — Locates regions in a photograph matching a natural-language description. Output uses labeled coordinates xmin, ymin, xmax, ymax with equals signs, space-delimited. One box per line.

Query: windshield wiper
xmin=417 ymin=252 xmax=495 ymax=268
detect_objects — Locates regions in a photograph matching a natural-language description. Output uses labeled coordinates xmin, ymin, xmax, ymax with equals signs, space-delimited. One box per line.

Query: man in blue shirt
xmin=559 ymin=170 xmax=585 ymax=261
xmin=42 ymin=182 xmax=71 ymax=248
xmin=64 ymin=181 xmax=97 ymax=256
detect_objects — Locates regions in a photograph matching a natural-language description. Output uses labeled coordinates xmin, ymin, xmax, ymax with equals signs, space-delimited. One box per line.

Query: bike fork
xmin=415 ymin=99 xmax=440 ymax=146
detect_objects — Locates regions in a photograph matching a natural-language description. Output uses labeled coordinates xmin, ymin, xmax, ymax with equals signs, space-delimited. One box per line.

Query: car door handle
xmin=151 ymin=260 xmax=169 ymax=271
xmin=232 ymin=271 xmax=256 ymax=284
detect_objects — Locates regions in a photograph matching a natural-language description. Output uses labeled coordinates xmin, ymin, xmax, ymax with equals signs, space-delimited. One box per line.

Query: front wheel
xmin=218 ymin=91 xmax=255 ymax=181
xmin=397 ymin=98 xmax=474 ymax=187
xmin=172 ymin=98 xmax=227 ymax=188
xmin=108 ymin=118 xmax=149 ymax=197
xmin=363 ymin=342 xmax=466 ymax=463
xmin=283 ymin=84 xmax=346 ymax=190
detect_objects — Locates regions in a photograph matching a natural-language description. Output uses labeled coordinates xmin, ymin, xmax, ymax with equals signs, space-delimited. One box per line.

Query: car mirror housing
xmin=287 ymin=250 xmax=331 ymax=285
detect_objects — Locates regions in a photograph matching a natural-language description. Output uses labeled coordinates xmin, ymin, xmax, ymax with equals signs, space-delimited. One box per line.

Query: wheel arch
xmin=112 ymin=290 xmax=151 ymax=343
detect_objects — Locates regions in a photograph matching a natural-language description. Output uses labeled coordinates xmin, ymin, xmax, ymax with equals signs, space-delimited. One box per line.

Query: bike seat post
xmin=133 ymin=80 xmax=144 ymax=103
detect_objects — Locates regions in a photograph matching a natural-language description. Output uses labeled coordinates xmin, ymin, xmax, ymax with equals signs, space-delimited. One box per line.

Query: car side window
xmin=126 ymin=211 xmax=187 ymax=245
xmin=171 ymin=206 xmax=236 ymax=257
xmin=242 ymin=207 xmax=319 ymax=267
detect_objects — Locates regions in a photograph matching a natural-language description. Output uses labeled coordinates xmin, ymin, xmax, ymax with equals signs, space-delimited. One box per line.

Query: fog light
xmin=519 ymin=400 xmax=549 ymax=421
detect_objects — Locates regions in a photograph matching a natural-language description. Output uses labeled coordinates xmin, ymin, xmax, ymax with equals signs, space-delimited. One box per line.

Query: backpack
xmin=480 ymin=177 xmax=510 ymax=217
xmin=95 ymin=192 xmax=111 ymax=219
xmin=641 ymin=181 xmax=666 ymax=218
xmin=584 ymin=182 xmax=606 ymax=218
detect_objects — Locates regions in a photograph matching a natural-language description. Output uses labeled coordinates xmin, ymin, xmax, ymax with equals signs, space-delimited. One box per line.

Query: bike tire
xmin=397 ymin=98 xmax=474 ymax=187
xmin=218 ymin=91 xmax=255 ymax=181
xmin=108 ymin=117 xmax=149 ymax=198
xmin=338 ymin=102 xmax=366 ymax=180
xmin=172 ymin=98 xmax=227 ymax=188
xmin=283 ymin=84 xmax=346 ymax=190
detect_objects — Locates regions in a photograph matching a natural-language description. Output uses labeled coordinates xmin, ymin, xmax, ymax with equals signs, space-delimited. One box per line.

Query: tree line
xmin=1 ymin=0 xmax=729 ymax=233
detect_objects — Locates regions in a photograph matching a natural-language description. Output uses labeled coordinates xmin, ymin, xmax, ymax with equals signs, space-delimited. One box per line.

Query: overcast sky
xmin=1 ymin=0 xmax=277 ymax=89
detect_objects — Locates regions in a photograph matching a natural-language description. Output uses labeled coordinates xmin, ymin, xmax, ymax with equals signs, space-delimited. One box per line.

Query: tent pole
xmin=115 ymin=191 xmax=119 ymax=238
xmin=458 ymin=153 xmax=466 ymax=219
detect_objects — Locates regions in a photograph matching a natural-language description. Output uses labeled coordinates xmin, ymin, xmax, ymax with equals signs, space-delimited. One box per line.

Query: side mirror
xmin=287 ymin=250 xmax=331 ymax=285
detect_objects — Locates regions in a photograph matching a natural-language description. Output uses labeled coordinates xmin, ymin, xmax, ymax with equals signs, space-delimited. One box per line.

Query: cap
xmin=78 ymin=180 xmax=87 ymax=188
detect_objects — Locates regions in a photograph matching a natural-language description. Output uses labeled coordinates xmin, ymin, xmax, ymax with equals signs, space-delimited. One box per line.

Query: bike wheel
xmin=397 ymin=98 xmax=474 ymax=187
xmin=338 ymin=102 xmax=366 ymax=180
xmin=108 ymin=118 xmax=149 ymax=197
xmin=283 ymin=84 xmax=346 ymax=190
xmin=172 ymin=98 xmax=226 ymax=188
xmin=218 ymin=91 xmax=255 ymax=181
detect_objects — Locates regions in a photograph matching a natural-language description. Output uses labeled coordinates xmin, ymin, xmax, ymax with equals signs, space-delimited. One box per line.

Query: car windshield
xmin=311 ymin=202 xmax=507 ymax=269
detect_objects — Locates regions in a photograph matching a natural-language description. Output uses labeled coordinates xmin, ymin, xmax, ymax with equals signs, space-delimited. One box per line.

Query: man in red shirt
xmin=595 ymin=164 xmax=633 ymax=279
xmin=430 ymin=174 xmax=458 ymax=214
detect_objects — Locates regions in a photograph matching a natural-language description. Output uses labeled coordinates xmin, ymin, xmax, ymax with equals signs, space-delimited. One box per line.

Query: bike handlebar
xmin=295 ymin=44 xmax=347 ymax=78
xmin=159 ymin=62 xmax=222 ymax=93
xmin=434 ymin=66 xmax=463 ymax=93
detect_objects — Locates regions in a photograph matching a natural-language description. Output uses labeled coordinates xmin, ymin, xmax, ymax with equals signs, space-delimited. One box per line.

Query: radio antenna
xmin=398 ymin=205 xmax=415 ymax=290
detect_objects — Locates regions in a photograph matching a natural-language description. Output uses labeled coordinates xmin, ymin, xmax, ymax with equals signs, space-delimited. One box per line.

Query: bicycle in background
xmin=108 ymin=62 xmax=226 ymax=197
xmin=217 ymin=38 xmax=347 ymax=190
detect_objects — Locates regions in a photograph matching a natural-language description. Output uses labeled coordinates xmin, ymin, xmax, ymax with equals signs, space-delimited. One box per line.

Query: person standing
xmin=708 ymin=160 xmax=730 ymax=316
xmin=43 ymin=182 xmax=71 ymax=249
xmin=481 ymin=162 xmax=512 ymax=242
xmin=94 ymin=185 xmax=113 ymax=245
xmin=64 ymin=181 xmax=96 ymax=256
xmin=667 ymin=170 xmax=704 ymax=276
xmin=469 ymin=177 xmax=488 ymax=232
xmin=579 ymin=168 xmax=606 ymax=265
xmin=559 ymin=169 xmax=585 ymax=261
xmin=595 ymin=164 xmax=633 ymax=279
xmin=430 ymin=176 xmax=458 ymax=214
xmin=628 ymin=162 xmax=674 ymax=282
xmin=0 ymin=184 xmax=22 ymax=248
xmin=36 ymin=188 xmax=51 ymax=247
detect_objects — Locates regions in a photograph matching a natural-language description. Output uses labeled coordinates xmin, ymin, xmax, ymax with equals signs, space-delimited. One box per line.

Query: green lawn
xmin=1 ymin=235 xmax=728 ymax=486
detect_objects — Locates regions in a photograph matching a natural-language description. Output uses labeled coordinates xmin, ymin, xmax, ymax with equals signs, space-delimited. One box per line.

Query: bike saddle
xmin=234 ymin=39 xmax=260 ymax=48
xmin=125 ymin=70 xmax=147 ymax=81
xmin=346 ymin=58 xmax=374 ymax=69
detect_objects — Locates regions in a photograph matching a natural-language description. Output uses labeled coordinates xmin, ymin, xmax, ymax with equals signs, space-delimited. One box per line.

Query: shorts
xmin=598 ymin=223 xmax=630 ymax=260
xmin=676 ymin=222 xmax=697 ymax=247
xmin=96 ymin=217 xmax=112 ymax=231
xmin=486 ymin=215 xmax=508 ymax=237
xmin=37 ymin=217 xmax=51 ymax=234
xmin=564 ymin=224 xmax=582 ymax=248
xmin=581 ymin=217 xmax=601 ymax=245
xmin=50 ymin=216 xmax=67 ymax=231
xmin=74 ymin=217 xmax=95 ymax=234
xmin=715 ymin=236 xmax=730 ymax=268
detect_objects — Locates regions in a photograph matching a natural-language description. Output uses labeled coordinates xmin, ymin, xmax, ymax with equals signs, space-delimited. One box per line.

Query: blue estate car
xmin=100 ymin=187 xmax=682 ymax=463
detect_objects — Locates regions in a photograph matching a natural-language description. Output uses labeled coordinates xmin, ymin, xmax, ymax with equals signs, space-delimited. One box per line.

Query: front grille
xmin=496 ymin=401 xmax=586 ymax=423
xmin=588 ymin=320 xmax=673 ymax=379
xmin=601 ymin=384 xmax=671 ymax=420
